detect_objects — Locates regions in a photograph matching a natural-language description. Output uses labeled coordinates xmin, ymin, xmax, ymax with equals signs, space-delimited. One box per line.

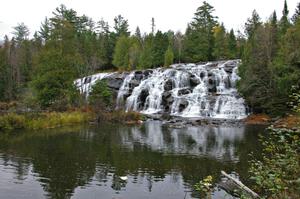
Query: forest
xmin=0 ymin=0 xmax=298 ymax=115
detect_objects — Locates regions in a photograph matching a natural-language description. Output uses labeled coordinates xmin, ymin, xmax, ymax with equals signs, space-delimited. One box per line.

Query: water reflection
xmin=120 ymin=121 xmax=245 ymax=162
xmin=0 ymin=122 xmax=264 ymax=199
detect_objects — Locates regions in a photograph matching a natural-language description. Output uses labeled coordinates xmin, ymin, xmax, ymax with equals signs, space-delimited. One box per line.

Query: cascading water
xmin=75 ymin=60 xmax=248 ymax=120
xmin=116 ymin=60 xmax=248 ymax=119
xmin=75 ymin=72 xmax=115 ymax=97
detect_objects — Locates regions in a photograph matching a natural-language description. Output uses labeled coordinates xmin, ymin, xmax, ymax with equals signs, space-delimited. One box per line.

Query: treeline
xmin=0 ymin=1 xmax=299 ymax=115
xmin=238 ymin=1 xmax=300 ymax=115
xmin=0 ymin=2 xmax=241 ymax=110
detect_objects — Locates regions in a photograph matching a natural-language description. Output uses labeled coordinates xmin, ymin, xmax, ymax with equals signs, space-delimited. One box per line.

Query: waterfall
xmin=76 ymin=60 xmax=248 ymax=120
xmin=116 ymin=60 xmax=248 ymax=119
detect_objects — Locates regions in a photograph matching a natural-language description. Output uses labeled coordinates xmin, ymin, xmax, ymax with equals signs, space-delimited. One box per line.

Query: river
xmin=0 ymin=121 xmax=265 ymax=199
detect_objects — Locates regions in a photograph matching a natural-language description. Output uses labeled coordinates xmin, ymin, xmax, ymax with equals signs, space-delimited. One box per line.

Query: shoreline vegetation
xmin=0 ymin=109 xmax=144 ymax=132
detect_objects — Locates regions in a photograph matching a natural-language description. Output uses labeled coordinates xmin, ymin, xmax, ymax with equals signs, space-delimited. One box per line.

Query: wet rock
xmin=178 ymin=88 xmax=192 ymax=96
xmin=200 ymin=72 xmax=206 ymax=79
xmin=129 ymin=79 xmax=140 ymax=88
xmin=190 ymin=75 xmax=200 ymax=87
xmin=162 ymin=91 xmax=174 ymax=108
xmin=208 ymin=77 xmax=217 ymax=93
xmin=143 ymin=70 xmax=153 ymax=77
xmin=224 ymin=61 xmax=236 ymax=73
xmin=84 ymin=77 xmax=91 ymax=84
xmin=164 ymin=79 xmax=173 ymax=91
xmin=134 ymin=71 xmax=144 ymax=81
xmin=138 ymin=89 xmax=149 ymax=107
xmin=179 ymin=101 xmax=189 ymax=112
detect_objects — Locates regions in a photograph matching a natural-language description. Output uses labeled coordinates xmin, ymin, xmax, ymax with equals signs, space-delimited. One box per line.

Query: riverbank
xmin=0 ymin=109 xmax=145 ymax=132
xmin=0 ymin=111 xmax=91 ymax=131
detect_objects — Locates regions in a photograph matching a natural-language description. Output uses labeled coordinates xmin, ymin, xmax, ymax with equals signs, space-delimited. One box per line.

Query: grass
xmin=0 ymin=111 xmax=91 ymax=131
xmin=97 ymin=110 xmax=144 ymax=124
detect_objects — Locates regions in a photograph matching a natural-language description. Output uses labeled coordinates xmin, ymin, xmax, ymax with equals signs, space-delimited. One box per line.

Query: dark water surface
xmin=0 ymin=121 xmax=265 ymax=199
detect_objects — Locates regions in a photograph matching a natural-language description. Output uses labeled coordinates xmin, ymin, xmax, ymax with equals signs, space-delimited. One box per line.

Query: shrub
xmin=0 ymin=113 xmax=26 ymax=131
xmin=249 ymin=127 xmax=300 ymax=198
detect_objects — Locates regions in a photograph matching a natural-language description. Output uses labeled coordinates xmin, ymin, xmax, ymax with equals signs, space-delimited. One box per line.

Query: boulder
xmin=178 ymin=88 xmax=192 ymax=96
xmin=107 ymin=78 xmax=124 ymax=90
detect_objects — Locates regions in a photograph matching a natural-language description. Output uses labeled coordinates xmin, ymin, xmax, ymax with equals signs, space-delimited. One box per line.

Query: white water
xmin=118 ymin=60 xmax=248 ymax=119
xmin=75 ymin=60 xmax=248 ymax=120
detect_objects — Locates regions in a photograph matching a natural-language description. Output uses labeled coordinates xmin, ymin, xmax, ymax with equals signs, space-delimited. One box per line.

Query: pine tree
xmin=212 ymin=24 xmax=227 ymax=59
xmin=279 ymin=0 xmax=291 ymax=35
xmin=292 ymin=2 xmax=300 ymax=23
xmin=114 ymin=15 xmax=130 ymax=37
xmin=183 ymin=1 xmax=218 ymax=62
xmin=227 ymin=29 xmax=237 ymax=59
xmin=245 ymin=10 xmax=261 ymax=39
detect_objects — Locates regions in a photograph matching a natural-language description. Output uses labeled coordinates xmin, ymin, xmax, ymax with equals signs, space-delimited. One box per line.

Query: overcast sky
xmin=0 ymin=0 xmax=299 ymax=38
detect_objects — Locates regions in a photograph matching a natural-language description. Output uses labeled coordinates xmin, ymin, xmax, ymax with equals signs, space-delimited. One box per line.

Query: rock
xmin=129 ymin=79 xmax=140 ymax=88
xmin=107 ymin=78 xmax=124 ymax=90
xmin=178 ymin=101 xmax=189 ymax=112
xmin=190 ymin=75 xmax=200 ymax=87
xmin=208 ymin=77 xmax=217 ymax=93
xmin=162 ymin=91 xmax=174 ymax=108
xmin=178 ymin=88 xmax=192 ymax=96
xmin=164 ymin=79 xmax=173 ymax=91
xmin=134 ymin=71 xmax=144 ymax=80
xmin=84 ymin=77 xmax=91 ymax=84
xmin=138 ymin=89 xmax=149 ymax=107
xmin=143 ymin=70 xmax=153 ymax=77
xmin=200 ymin=72 xmax=206 ymax=79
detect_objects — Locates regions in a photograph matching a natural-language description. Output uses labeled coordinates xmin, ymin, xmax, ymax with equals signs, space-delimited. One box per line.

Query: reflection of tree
xmin=0 ymin=123 xmax=264 ymax=199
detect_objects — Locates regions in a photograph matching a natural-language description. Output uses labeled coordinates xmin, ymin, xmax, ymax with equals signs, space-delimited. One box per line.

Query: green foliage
xmin=213 ymin=24 xmax=227 ymax=59
xmin=112 ymin=36 xmax=132 ymax=70
xmin=183 ymin=1 xmax=218 ymax=62
xmin=89 ymin=80 xmax=112 ymax=110
xmin=238 ymin=5 xmax=300 ymax=115
xmin=289 ymin=86 xmax=300 ymax=113
xmin=164 ymin=46 xmax=174 ymax=66
xmin=0 ymin=113 xmax=26 ymax=131
xmin=32 ymin=49 xmax=78 ymax=110
xmin=194 ymin=175 xmax=213 ymax=197
xmin=249 ymin=127 xmax=300 ymax=198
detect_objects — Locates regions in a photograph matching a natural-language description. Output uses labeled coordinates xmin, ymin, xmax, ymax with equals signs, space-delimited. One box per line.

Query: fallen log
xmin=220 ymin=171 xmax=260 ymax=199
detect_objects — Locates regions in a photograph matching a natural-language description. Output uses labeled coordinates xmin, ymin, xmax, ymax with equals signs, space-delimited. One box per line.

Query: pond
xmin=0 ymin=121 xmax=265 ymax=199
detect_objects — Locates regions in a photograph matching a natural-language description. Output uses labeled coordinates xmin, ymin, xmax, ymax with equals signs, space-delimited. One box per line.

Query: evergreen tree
xmin=292 ymin=2 xmax=300 ymax=23
xmin=152 ymin=31 xmax=169 ymax=67
xmin=112 ymin=35 xmax=131 ymax=70
xmin=245 ymin=10 xmax=262 ymax=39
xmin=212 ymin=24 xmax=227 ymax=59
xmin=164 ymin=46 xmax=174 ymax=66
xmin=139 ymin=34 xmax=154 ymax=69
xmin=279 ymin=0 xmax=291 ymax=35
xmin=113 ymin=15 xmax=130 ymax=37
xmin=183 ymin=1 xmax=218 ymax=62
xmin=227 ymin=29 xmax=238 ymax=59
